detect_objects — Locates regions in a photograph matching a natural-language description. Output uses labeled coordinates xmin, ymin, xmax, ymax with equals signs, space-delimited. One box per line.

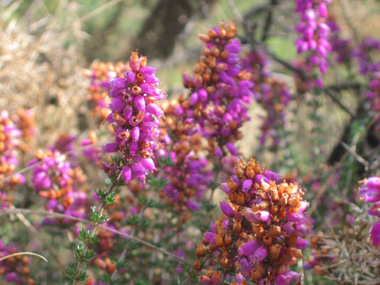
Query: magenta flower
xmin=220 ymin=202 xmax=234 ymax=218
xmin=294 ymin=0 xmax=331 ymax=84
xmin=370 ymin=219 xmax=380 ymax=247
xmin=360 ymin=177 xmax=380 ymax=203
xmin=0 ymin=111 xmax=25 ymax=190
xmin=274 ymin=270 xmax=301 ymax=285
xmin=104 ymin=52 xmax=166 ymax=182
xmin=195 ymin=158 xmax=311 ymax=283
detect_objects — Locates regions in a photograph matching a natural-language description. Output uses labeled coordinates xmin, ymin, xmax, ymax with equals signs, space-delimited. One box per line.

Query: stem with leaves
xmin=65 ymin=168 xmax=122 ymax=284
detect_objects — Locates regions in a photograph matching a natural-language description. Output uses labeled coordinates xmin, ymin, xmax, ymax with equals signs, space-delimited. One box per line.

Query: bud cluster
xmin=158 ymin=100 xmax=211 ymax=213
xmin=104 ymin=52 xmax=166 ymax=183
xmin=28 ymin=149 xmax=89 ymax=224
xmin=304 ymin=233 xmax=335 ymax=276
xmin=0 ymin=111 xmax=25 ymax=190
xmin=83 ymin=62 xmax=127 ymax=123
xmin=326 ymin=17 xmax=352 ymax=66
xmin=0 ymin=242 xmax=34 ymax=284
xmin=12 ymin=108 xmax=35 ymax=155
xmin=195 ymin=158 xmax=311 ymax=284
xmin=81 ymin=131 xmax=103 ymax=167
xmin=182 ymin=21 xmax=253 ymax=157
xmin=242 ymin=50 xmax=293 ymax=147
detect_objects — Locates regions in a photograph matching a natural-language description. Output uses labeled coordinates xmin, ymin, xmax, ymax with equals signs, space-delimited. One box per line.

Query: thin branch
xmin=323 ymin=82 xmax=362 ymax=92
xmin=338 ymin=0 xmax=359 ymax=43
xmin=1 ymin=208 xmax=192 ymax=266
xmin=10 ymin=205 xmax=65 ymax=270
xmin=324 ymin=89 xmax=355 ymax=118
xmin=267 ymin=51 xmax=308 ymax=79
xmin=228 ymin=0 xmax=243 ymax=24
xmin=339 ymin=141 xmax=369 ymax=169
xmin=0 ymin=252 xmax=48 ymax=262
xmin=261 ymin=0 xmax=278 ymax=42
xmin=78 ymin=0 xmax=123 ymax=23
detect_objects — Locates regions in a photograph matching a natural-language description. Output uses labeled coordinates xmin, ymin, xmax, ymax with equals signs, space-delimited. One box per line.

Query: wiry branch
xmin=1 ymin=208 xmax=192 ymax=266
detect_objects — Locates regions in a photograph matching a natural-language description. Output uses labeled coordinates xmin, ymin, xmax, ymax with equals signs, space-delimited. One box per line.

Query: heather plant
xmin=1 ymin=0 xmax=380 ymax=285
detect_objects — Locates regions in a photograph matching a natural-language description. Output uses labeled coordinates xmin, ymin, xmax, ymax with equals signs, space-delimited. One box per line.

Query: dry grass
xmin=0 ymin=0 xmax=87 ymax=146
xmin=322 ymin=203 xmax=380 ymax=284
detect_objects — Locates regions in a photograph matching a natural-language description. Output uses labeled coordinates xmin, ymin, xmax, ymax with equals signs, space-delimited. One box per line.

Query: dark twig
xmin=324 ymin=89 xmax=355 ymax=118
xmin=323 ymin=82 xmax=363 ymax=93
xmin=264 ymin=50 xmax=306 ymax=76
xmin=261 ymin=0 xmax=278 ymax=41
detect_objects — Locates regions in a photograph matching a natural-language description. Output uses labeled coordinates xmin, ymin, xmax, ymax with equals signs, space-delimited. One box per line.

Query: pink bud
xmin=141 ymin=158 xmax=155 ymax=172
xmin=134 ymin=95 xmax=146 ymax=111
xmin=220 ymin=202 xmax=234 ymax=217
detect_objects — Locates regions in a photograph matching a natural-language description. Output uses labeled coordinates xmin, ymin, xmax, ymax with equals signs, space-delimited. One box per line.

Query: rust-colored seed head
xmin=251 ymin=263 xmax=265 ymax=280
xmin=235 ymin=166 xmax=245 ymax=179
xmin=263 ymin=235 xmax=273 ymax=246
xmin=205 ymin=268 xmax=214 ymax=278
xmin=233 ymin=221 xmax=242 ymax=232
xmin=227 ymin=180 xmax=238 ymax=193
xmin=198 ymin=34 xmax=210 ymax=43
xmin=236 ymin=193 xmax=245 ymax=206
xmin=193 ymin=259 xmax=201 ymax=271
xmin=132 ymin=85 xmax=141 ymax=94
xmin=215 ymin=234 xmax=225 ymax=247
xmin=269 ymin=244 xmax=282 ymax=259
xmin=220 ymin=258 xmax=229 ymax=268
xmin=225 ymin=233 xmax=233 ymax=245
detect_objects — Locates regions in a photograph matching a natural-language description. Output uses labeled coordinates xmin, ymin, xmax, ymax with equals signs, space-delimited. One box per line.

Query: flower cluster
xmin=52 ymin=133 xmax=77 ymax=158
xmin=12 ymin=108 xmax=35 ymax=155
xmin=352 ymin=37 xmax=380 ymax=76
xmin=242 ymin=50 xmax=293 ymax=147
xmin=81 ymin=131 xmax=103 ymax=167
xmin=0 ymin=111 xmax=25 ymax=190
xmin=161 ymin=137 xmax=211 ymax=213
xmin=359 ymin=177 xmax=380 ymax=249
xmin=103 ymin=52 xmax=166 ymax=183
xmin=294 ymin=0 xmax=331 ymax=81
xmin=83 ymin=62 xmax=128 ymax=124
xmin=183 ymin=21 xmax=253 ymax=158
xmin=326 ymin=17 xmax=352 ymax=66
xmin=304 ymin=232 xmax=335 ymax=275
xmin=28 ymin=149 xmax=89 ymax=224
xmin=158 ymin=100 xmax=211 ymax=214
xmin=0 ymin=242 xmax=34 ymax=284
xmin=194 ymin=158 xmax=311 ymax=284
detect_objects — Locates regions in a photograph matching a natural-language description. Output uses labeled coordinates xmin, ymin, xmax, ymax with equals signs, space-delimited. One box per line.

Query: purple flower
xmin=360 ymin=177 xmax=380 ymax=203
xmin=274 ymin=270 xmax=301 ymax=285
xmin=220 ymin=202 xmax=235 ymax=217
xmin=103 ymin=52 xmax=166 ymax=182
xmin=238 ymin=240 xmax=260 ymax=256
xmin=251 ymin=246 xmax=267 ymax=263
xmin=187 ymin=199 xmax=201 ymax=211
xmin=204 ymin=232 xmax=216 ymax=245
xmin=371 ymin=219 xmax=380 ymax=248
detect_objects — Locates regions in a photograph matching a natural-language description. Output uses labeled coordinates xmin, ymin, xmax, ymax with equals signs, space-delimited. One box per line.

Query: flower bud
xmin=220 ymin=202 xmax=235 ymax=218
xmin=215 ymin=235 xmax=225 ymax=247
xmin=193 ymin=259 xmax=201 ymax=271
